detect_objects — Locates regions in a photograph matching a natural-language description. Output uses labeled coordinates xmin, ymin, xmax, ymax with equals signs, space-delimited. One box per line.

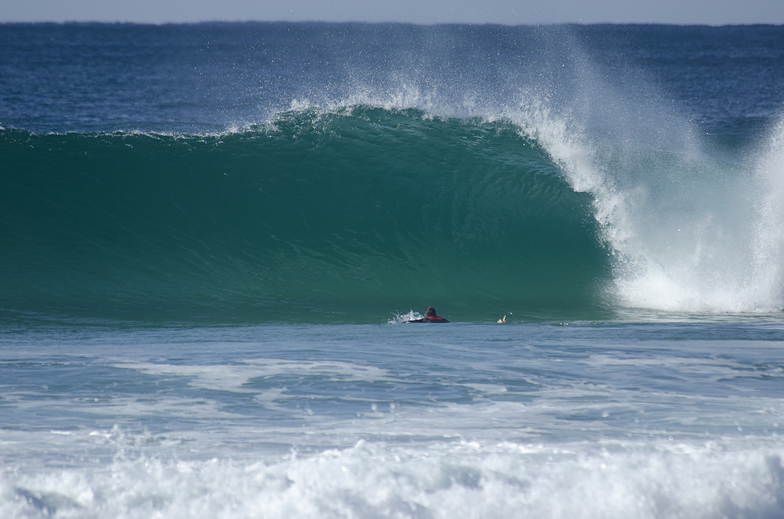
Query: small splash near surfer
xmin=390 ymin=307 xmax=449 ymax=323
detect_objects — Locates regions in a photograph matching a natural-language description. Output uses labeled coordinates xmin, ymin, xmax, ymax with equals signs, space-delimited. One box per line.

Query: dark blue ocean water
xmin=1 ymin=23 xmax=784 ymax=518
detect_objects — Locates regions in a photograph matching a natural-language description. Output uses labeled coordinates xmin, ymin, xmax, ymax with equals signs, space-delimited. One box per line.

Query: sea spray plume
xmin=749 ymin=119 xmax=784 ymax=310
xmin=276 ymin=25 xmax=580 ymax=123
xmin=506 ymin=32 xmax=784 ymax=314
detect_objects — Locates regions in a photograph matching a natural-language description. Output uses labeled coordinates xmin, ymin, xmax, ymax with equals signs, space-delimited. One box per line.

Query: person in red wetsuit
xmin=409 ymin=307 xmax=449 ymax=323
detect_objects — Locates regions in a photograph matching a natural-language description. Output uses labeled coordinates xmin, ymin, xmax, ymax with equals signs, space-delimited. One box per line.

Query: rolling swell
xmin=0 ymin=107 xmax=610 ymax=322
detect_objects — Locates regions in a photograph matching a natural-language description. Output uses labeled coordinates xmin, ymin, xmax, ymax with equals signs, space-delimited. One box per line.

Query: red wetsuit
xmin=408 ymin=316 xmax=450 ymax=323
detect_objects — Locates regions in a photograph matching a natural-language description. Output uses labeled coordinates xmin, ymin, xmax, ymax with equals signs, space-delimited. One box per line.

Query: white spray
xmin=512 ymin=58 xmax=784 ymax=313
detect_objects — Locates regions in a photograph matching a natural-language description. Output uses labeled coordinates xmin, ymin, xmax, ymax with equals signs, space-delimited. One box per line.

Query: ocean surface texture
xmin=1 ymin=22 xmax=784 ymax=519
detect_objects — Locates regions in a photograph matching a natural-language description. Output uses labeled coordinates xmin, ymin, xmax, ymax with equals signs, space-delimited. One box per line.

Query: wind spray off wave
xmin=496 ymin=32 xmax=784 ymax=314
xmin=551 ymin=100 xmax=784 ymax=314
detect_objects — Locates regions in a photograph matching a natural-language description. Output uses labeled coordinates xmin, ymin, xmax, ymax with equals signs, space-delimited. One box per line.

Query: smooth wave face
xmin=0 ymin=109 xmax=609 ymax=322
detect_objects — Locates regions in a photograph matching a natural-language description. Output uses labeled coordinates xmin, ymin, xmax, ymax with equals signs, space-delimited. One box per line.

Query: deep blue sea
xmin=1 ymin=22 xmax=784 ymax=518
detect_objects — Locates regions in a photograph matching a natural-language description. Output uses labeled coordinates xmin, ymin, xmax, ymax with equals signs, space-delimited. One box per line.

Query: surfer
xmin=409 ymin=307 xmax=449 ymax=323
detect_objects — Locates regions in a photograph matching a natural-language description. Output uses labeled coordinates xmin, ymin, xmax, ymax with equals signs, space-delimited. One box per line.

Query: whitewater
xmin=1 ymin=22 xmax=784 ymax=519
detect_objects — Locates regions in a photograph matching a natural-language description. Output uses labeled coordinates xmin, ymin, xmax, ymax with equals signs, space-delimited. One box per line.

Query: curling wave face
xmin=0 ymin=110 xmax=608 ymax=322
xmin=2 ymin=23 xmax=784 ymax=321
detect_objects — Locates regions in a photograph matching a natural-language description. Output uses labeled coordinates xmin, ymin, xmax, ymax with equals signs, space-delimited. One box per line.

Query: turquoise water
xmin=1 ymin=23 xmax=784 ymax=518
xmin=0 ymin=112 xmax=607 ymax=322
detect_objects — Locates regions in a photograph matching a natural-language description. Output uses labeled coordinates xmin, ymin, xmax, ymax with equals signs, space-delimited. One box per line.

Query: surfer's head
xmin=424 ymin=307 xmax=436 ymax=317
